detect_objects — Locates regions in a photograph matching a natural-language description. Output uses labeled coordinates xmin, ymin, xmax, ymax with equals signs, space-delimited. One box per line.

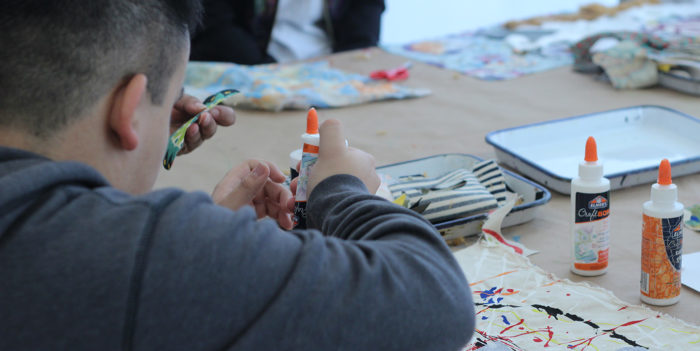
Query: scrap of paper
xmin=681 ymin=251 xmax=700 ymax=293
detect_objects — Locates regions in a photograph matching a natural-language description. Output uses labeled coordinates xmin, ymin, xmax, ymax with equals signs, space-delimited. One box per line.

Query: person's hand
xmin=170 ymin=94 xmax=236 ymax=155
xmin=308 ymin=119 xmax=380 ymax=195
xmin=212 ymin=160 xmax=295 ymax=230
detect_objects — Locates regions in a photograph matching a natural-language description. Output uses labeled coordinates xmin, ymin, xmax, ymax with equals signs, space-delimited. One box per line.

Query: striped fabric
xmin=389 ymin=160 xmax=508 ymax=224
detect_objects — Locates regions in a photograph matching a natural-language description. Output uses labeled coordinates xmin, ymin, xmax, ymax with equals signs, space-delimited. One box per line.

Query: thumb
xmin=318 ymin=119 xmax=346 ymax=157
xmin=220 ymin=163 xmax=269 ymax=210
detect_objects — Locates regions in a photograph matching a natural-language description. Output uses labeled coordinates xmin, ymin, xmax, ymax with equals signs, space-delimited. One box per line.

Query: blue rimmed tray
xmin=377 ymin=154 xmax=551 ymax=239
xmin=486 ymin=105 xmax=700 ymax=194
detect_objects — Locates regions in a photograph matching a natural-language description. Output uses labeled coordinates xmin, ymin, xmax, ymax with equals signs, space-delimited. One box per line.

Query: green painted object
xmin=163 ymin=89 xmax=238 ymax=170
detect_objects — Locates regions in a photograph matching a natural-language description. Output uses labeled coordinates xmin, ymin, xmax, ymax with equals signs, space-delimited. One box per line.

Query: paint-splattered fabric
xmin=184 ymin=61 xmax=430 ymax=111
xmin=454 ymin=240 xmax=700 ymax=350
xmin=382 ymin=6 xmax=700 ymax=81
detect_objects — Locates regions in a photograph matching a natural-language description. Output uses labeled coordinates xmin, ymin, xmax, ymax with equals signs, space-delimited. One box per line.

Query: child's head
xmin=0 ymin=0 xmax=203 ymax=193
xmin=0 ymin=0 xmax=202 ymax=136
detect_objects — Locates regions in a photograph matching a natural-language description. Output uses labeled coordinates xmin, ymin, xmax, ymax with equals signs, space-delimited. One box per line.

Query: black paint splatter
xmin=607 ymin=330 xmax=647 ymax=348
xmin=532 ymin=304 xmax=563 ymax=320
xmin=565 ymin=312 xmax=599 ymax=329
xmin=475 ymin=303 xmax=520 ymax=309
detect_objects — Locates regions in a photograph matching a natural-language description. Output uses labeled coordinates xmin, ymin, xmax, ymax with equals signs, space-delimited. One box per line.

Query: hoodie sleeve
xmin=129 ymin=175 xmax=475 ymax=351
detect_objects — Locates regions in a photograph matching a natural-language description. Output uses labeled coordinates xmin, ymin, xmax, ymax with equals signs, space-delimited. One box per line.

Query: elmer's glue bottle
xmin=641 ymin=159 xmax=683 ymax=306
xmin=293 ymin=108 xmax=320 ymax=229
xmin=571 ymin=136 xmax=610 ymax=276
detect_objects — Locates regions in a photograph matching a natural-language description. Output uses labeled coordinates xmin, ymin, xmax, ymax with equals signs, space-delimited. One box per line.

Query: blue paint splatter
xmin=480 ymin=286 xmax=498 ymax=299
xmin=481 ymin=316 xmax=488 ymax=320
xmin=501 ymin=315 xmax=511 ymax=325
xmin=497 ymin=297 xmax=504 ymax=303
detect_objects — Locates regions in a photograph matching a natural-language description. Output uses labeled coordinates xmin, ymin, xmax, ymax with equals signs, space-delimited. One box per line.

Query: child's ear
xmin=108 ymin=74 xmax=148 ymax=151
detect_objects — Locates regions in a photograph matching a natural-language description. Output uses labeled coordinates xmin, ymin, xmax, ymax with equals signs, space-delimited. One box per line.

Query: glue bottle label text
xmin=573 ymin=191 xmax=610 ymax=271
xmin=641 ymin=214 xmax=682 ymax=299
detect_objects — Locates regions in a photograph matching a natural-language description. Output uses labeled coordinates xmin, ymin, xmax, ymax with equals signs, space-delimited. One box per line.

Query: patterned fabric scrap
xmin=388 ymin=160 xmax=507 ymax=224
xmin=572 ymin=30 xmax=700 ymax=89
xmin=184 ymin=61 xmax=430 ymax=111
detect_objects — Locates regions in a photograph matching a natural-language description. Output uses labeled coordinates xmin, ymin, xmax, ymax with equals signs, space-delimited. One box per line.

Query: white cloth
xmin=267 ymin=0 xmax=332 ymax=63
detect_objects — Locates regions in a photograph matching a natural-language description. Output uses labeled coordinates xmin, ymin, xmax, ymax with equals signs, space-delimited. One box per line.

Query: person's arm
xmin=190 ymin=0 xmax=275 ymax=64
xmin=129 ymin=120 xmax=474 ymax=350
xmin=331 ymin=0 xmax=385 ymax=52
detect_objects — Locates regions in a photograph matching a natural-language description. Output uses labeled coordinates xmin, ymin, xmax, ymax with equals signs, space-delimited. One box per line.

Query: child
xmin=0 ymin=1 xmax=474 ymax=349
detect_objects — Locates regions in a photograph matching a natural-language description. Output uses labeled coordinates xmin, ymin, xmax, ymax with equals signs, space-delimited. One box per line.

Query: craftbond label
xmin=641 ymin=214 xmax=682 ymax=299
xmin=573 ymin=191 xmax=610 ymax=271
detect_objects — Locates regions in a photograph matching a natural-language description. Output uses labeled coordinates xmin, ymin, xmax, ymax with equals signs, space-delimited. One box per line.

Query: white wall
xmin=380 ymin=0 xmax=620 ymax=45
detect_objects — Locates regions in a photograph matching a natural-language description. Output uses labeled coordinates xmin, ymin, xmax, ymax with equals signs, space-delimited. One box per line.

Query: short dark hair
xmin=0 ymin=0 xmax=203 ymax=137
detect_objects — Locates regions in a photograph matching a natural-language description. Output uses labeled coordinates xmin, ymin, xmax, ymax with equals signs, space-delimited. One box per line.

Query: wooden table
xmin=155 ymin=48 xmax=700 ymax=324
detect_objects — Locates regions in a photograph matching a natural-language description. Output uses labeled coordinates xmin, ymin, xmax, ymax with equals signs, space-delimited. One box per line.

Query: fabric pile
xmin=383 ymin=1 xmax=700 ymax=81
xmin=387 ymin=160 xmax=509 ymax=224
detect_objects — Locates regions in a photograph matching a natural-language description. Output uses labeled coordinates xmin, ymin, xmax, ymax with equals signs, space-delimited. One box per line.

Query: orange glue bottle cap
xmin=584 ymin=136 xmax=597 ymax=162
xmin=579 ymin=136 xmax=603 ymax=181
xmin=301 ymin=107 xmax=320 ymax=151
xmin=306 ymin=107 xmax=319 ymax=135
xmin=651 ymin=158 xmax=677 ymax=204
xmin=658 ymin=158 xmax=672 ymax=185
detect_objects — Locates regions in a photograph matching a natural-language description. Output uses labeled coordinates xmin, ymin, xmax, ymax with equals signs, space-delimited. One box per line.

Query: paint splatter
xmin=502 ymin=315 xmax=511 ymax=325
xmin=532 ymin=304 xmax=564 ymax=320
xmin=608 ymin=330 xmax=646 ymax=348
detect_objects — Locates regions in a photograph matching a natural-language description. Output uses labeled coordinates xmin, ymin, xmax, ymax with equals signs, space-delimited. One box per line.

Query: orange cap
xmin=584 ymin=136 xmax=598 ymax=162
xmin=658 ymin=158 xmax=672 ymax=185
xmin=306 ymin=107 xmax=318 ymax=134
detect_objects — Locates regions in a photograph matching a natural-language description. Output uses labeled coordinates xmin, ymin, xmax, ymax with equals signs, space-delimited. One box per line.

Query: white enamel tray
xmin=377 ymin=154 xmax=550 ymax=239
xmin=486 ymin=105 xmax=700 ymax=194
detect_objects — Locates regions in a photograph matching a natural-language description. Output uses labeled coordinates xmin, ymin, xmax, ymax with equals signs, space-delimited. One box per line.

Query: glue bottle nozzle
xmin=658 ymin=159 xmax=672 ymax=185
xmin=584 ymin=136 xmax=598 ymax=162
xmin=306 ymin=107 xmax=318 ymax=134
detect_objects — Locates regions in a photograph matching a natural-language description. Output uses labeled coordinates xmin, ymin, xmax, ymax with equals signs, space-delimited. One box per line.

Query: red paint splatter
xmin=509 ymin=326 xmax=555 ymax=347
xmin=500 ymin=318 xmax=524 ymax=334
xmin=613 ymin=319 xmax=647 ymax=329
xmin=617 ymin=306 xmax=628 ymax=311
xmin=566 ymin=293 xmax=571 ymax=296
xmin=565 ymin=318 xmax=648 ymax=349
xmin=533 ymin=337 xmax=543 ymax=342
xmin=482 ymin=228 xmax=524 ymax=254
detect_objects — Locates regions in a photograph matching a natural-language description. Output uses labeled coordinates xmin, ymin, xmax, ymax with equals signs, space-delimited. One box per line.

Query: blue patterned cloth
xmin=185 ymin=61 xmax=430 ymax=111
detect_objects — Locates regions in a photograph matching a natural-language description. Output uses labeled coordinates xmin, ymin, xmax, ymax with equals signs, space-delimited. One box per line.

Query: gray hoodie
xmin=0 ymin=146 xmax=475 ymax=350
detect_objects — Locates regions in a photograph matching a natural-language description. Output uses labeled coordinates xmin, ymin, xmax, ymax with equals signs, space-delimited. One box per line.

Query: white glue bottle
xmin=640 ymin=159 xmax=683 ymax=306
xmin=293 ymin=108 xmax=320 ymax=229
xmin=570 ymin=136 xmax=610 ymax=276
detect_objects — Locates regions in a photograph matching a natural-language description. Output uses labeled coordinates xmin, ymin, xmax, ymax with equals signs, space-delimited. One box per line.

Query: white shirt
xmin=267 ymin=0 xmax=332 ymax=63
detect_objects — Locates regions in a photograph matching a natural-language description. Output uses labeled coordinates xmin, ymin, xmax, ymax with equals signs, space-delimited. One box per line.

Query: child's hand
xmin=308 ymin=119 xmax=380 ymax=195
xmin=170 ymin=94 xmax=236 ymax=154
xmin=212 ymin=160 xmax=295 ymax=230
